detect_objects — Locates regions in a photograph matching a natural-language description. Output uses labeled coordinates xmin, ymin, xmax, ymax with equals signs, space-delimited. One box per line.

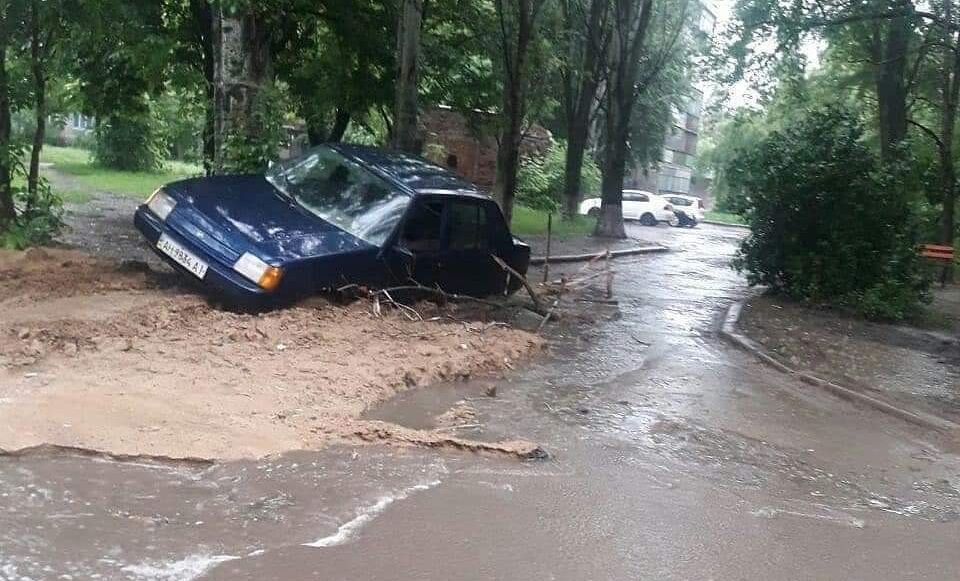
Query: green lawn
xmin=704 ymin=210 xmax=746 ymax=225
xmin=41 ymin=145 xmax=202 ymax=200
xmin=510 ymin=206 xmax=595 ymax=239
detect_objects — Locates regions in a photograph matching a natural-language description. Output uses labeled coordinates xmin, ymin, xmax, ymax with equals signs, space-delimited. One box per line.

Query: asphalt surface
xmin=3 ymin=223 xmax=960 ymax=580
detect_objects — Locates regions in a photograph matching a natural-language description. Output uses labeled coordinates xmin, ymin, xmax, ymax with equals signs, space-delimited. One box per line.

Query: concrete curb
xmin=529 ymin=245 xmax=669 ymax=265
xmin=719 ymin=300 xmax=958 ymax=433
xmin=702 ymin=220 xmax=749 ymax=229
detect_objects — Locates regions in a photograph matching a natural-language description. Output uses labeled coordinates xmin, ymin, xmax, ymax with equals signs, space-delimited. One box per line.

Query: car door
xmin=391 ymin=197 xmax=446 ymax=287
xmin=623 ymin=193 xmax=648 ymax=220
xmin=436 ymin=198 xmax=503 ymax=296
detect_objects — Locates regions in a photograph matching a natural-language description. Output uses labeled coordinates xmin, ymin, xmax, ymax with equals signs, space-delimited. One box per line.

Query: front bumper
xmin=134 ymin=206 xmax=273 ymax=307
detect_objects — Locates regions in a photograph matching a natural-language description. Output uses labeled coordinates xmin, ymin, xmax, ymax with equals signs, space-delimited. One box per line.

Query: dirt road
xmin=2 ymin=223 xmax=960 ymax=580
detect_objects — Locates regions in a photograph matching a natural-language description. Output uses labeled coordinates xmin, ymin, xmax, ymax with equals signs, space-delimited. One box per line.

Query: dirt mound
xmin=0 ymin=249 xmax=544 ymax=460
xmin=0 ymin=247 xmax=162 ymax=300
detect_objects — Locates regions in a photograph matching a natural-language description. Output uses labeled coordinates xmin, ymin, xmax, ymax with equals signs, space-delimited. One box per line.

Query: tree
xmin=492 ymin=0 xmax=548 ymax=224
xmin=273 ymin=1 xmax=395 ymax=147
xmin=727 ymin=0 xmax=920 ymax=163
xmin=68 ymin=0 xmax=169 ymax=170
xmin=729 ymin=106 xmax=927 ymax=320
xmin=559 ymin=0 xmax=610 ymax=220
xmin=392 ymin=0 xmax=426 ymax=153
xmin=0 ymin=0 xmax=24 ymax=232
xmin=908 ymin=0 xmax=959 ymax=251
xmin=594 ymin=0 xmax=654 ymax=238
xmin=26 ymin=0 xmax=65 ymax=202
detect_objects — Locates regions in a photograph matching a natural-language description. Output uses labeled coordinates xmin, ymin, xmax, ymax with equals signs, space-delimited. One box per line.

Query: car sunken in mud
xmin=134 ymin=144 xmax=530 ymax=306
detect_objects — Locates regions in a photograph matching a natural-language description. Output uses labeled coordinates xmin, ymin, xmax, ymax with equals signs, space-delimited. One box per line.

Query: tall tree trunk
xmin=940 ymin=14 xmax=960 ymax=265
xmin=561 ymin=0 xmax=608 ymax=221
xmin=0 ymin=37 xmax=14 ymax=232
xmin=495 ymin=74 xmax=524 ymax=225
xmin=493 ymin=0 xmax=541 ymax=225
xmin=305 ymin=107 xmax=351 ymax=145
xmin=194 ymin=0 xmax=216 ymax=175
xmin=27 ymin=0 xmax=45 ymax=205
xmin=876 ymin=13 xmax=909 ymax=163
xmin=562 ymin=125 xmax=589 ymax=219
xmin=330 ymin=107 xmax=351 ymax=142
xmin=392 ymin=0 xmax=424 ymax=154
xmin=595 ymin=0 xmax=654 ymax=238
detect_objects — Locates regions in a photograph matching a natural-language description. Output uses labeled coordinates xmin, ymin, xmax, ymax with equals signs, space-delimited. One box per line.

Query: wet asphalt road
xmin=3 ymin=223 xmax=960 ymax=580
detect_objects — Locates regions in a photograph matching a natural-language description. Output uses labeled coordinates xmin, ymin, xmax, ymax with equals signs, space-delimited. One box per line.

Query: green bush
xmin=516 ymin=141 xmax=601 ymax=213
xmin=94 ymin=111 xmax=164 ymax=171
xmin=153 ymin=91 xmax=205 ymax=163
xmin=1 ymin=149 xmax=63 ymax=250
xmin=728 ymin=106 xmax=928 ymax=320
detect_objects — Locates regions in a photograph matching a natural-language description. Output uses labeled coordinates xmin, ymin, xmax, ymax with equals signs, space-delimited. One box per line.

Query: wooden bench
xmin=921 ymin=244 xmax=955 ymax=286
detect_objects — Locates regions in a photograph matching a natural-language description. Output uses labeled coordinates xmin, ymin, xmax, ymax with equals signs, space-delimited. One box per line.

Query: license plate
xmin=157 ymin=234 xmax=208 ymax=279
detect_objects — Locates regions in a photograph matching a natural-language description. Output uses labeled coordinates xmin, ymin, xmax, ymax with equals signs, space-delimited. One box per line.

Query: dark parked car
xmin=134 ymin=144 xmax=530 ymax=307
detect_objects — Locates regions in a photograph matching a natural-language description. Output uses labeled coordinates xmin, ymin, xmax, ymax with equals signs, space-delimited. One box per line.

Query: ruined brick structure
xmin=420 ymin=106 xmax=552 ymax=191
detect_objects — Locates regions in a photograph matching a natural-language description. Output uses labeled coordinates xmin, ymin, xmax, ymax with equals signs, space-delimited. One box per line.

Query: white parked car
xmin=579 ymin=190 xmax=676 ymax=226
xmin=663 ymin=194 xmax=705 ymax=227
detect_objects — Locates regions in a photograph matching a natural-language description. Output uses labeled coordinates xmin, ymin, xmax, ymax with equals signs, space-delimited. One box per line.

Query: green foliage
xmin=516 ymin=141 xmax=600 ymax=212
xmin=221 ymin=85 xmax=289 ymax=173
xmin=510 ymin=205 xmax=595 ymax=239
xmin=152 ymin=90 xmax=205 ymax=163
xmin=729 ymin=106 xmax=928 ymax=321
xmin=93 ymin=110 xmax=164 ymax=172
xmin=703 ymin=210 xmax=745 ymax=225
xmin=0 ymin=149 xmax=62 ymax=249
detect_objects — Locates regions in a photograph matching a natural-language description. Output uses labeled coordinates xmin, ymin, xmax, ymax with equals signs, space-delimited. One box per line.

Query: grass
xmin=40 ymin=145 xmax=202 ymax=200
xmin=704 ymin=210 xmax=746 ymax=225
xmin=510 ymin=205 xmax=595 ymax=239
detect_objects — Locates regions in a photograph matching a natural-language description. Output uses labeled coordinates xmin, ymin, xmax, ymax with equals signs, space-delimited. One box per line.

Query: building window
xmin=657 ymin=173 xmax=691 ymax=194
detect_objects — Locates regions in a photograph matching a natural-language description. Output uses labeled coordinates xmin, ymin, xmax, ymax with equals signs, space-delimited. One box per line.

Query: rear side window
xmin=401 ymin=200 xmax=444 ymax=252
xmin=624 ymin=193 xmax=649 ymax=202
xmin=670 ymin=197 xmax=692 ymax=207
xmin=447 ymin=200 xmax=489 ymax=250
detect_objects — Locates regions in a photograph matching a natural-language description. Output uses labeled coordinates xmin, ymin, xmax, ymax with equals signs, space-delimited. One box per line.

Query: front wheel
xmin=640 ymin=213 xmax=658 ymax=226
xmin=587 ymin=207 xmax=600 ymax=218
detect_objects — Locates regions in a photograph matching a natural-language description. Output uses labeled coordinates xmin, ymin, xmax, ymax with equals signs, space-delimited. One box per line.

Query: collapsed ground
xmin=0 ymin=248 xmax=544 ymax=460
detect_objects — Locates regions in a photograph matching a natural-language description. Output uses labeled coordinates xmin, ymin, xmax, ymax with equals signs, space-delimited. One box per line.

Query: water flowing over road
xmin=3 ymin=224 xmax=959 ymax=580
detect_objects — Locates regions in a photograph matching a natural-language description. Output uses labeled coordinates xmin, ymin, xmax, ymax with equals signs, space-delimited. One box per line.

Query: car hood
xmin=165 ymin=175 xmax=371 ymax=263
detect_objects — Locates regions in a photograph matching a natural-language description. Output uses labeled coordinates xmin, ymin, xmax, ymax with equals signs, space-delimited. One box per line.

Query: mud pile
xmin=0 ymin=249 xmax=543 ymax=460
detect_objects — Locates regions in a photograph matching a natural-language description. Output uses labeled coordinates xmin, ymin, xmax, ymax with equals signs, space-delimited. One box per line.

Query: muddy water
xmin=4 ymin=224 xmax=960 ymax=580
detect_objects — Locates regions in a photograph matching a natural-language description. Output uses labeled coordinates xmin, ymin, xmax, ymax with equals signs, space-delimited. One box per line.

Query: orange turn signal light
xmin=258 ymin=267 xmax=283 ymax=291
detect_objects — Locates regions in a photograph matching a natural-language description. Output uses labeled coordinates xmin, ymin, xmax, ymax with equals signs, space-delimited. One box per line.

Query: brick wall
xmin=420 ymin=106 xmax=552 ymax=191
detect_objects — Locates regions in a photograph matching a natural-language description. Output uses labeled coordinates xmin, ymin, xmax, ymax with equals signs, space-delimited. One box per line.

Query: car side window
xmin=400 ymin=200 xmax=444 ymax=252
xmin=447 ymin=200 xmax=489 ymax=251
xmin=625 ymin=193 xmax=648 ymax=202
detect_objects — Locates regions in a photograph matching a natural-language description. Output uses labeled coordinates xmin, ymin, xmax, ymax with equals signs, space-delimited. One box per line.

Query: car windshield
xmin=266 ymin=146 xmax=410 ymax=246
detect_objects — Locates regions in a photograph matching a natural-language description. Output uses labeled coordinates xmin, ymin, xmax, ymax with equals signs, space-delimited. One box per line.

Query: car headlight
xmin=146 ymin=189 xmax=177 ymax=221
xmin=233 ymin=252 xmax=283 ymax=291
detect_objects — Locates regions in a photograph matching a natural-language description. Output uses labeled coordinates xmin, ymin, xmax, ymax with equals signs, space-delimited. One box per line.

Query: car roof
xmin=333 ymin=143 xmax=488 ymax=199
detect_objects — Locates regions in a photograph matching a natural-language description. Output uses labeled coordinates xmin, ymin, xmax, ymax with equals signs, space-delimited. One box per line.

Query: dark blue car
xmin=134 ymin=144 xmax=531 ymax=307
